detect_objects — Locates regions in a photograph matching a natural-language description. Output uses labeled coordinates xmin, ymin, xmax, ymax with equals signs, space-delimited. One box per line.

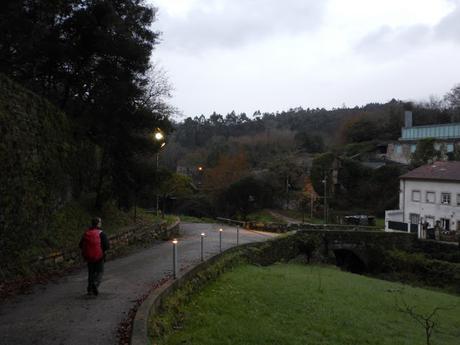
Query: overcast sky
xmin=149 ymin=0 xmax=460 ymax=118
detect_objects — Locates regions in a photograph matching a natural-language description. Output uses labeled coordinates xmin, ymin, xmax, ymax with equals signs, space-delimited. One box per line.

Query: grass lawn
xmin=157 ymin=264 xmax=460 ymax=345
xmin=246 ymin=210 xmax=287 ymax=223
xmin=176 ymin=215 xmax=217 ymax=223
xmin=276 ymin=209 xmax=325 ymax=224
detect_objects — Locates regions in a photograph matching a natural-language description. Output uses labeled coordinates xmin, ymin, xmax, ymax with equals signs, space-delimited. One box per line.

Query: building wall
xmin=387 ymin=140 xmax=460 ymax=165
xmin=399 ymin=179 xmax=460 ymax=231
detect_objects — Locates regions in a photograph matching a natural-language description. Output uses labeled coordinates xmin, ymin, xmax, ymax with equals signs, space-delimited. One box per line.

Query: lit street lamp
xmin=153 ymin=128 xmax=166 ymax=217
xmin=219 ymin=228 xmax=223 ymax=253
xmin=200 ymin=233 xmax=205 ymax=262
xmin=172 ymin=239 xmax=178 ymax=279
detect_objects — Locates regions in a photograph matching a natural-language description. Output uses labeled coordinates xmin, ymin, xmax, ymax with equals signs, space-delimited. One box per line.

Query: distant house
xmin=386 ymin=111 xmax=460 ymax=164
xmin=385 ymin=161 xmax=460 ymax=238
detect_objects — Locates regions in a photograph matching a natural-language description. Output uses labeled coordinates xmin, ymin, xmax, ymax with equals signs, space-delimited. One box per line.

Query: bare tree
xmin=395 ymin=295 xmax=447 ymax=345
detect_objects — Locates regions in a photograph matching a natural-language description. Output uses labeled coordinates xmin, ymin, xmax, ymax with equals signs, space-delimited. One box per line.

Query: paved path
xmin=0 ymin=223 xmax=276 ymax=345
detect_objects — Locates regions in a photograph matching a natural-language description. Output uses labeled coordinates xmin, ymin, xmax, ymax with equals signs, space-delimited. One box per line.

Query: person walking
xmin=79 ymin=217 xmax=110 ymax=296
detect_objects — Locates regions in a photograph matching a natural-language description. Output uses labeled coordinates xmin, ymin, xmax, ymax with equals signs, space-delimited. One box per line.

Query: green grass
xmin=157 ymin=264 xmax=460 ymax=345
xmin=375 ymin=217 xmax=385 ymax=229
xmin=276 ymin=209 xmax=325 ymax=224
xmin=246 ymin=210 xmax=286 ymax=223
xmin=176 ymin=215 xmax=217 ymax=223
xmin=135 ymin=209 xmax=178 ymax=226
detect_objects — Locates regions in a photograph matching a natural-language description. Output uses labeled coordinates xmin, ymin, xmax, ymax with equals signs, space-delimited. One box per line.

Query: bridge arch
xmin=333 ymin=248 xmax=367 ymax=274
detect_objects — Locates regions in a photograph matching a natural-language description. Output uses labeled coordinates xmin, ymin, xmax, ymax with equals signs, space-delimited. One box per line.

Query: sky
xmin=148 ymin=0 xmax=460 ymax=118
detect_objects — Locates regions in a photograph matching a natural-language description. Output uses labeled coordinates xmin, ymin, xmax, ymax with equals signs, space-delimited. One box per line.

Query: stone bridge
xmin=296 ymin=229 xmax=417 ymax=273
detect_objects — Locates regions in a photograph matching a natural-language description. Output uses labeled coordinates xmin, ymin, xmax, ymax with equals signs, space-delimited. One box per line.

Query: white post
xmin=172 ymin=239 xmax=178 ymax=279
xmin=219 ymin=228 xmax=223 ymax=253
xmin=200 ymin=233 xmax=205 ymax=262
xmin=236 ymin=226 xmax=240 ymax=245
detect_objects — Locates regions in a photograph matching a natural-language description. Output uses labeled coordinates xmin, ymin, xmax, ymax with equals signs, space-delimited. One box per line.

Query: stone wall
xmin=31 ymin=221 xmax=180 ymax=272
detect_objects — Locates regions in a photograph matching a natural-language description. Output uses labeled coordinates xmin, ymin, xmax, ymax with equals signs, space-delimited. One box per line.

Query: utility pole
xmin=310 ymin=196 xmax=313 ymax=220
xmin=322 ymin=175 xmax=327 ymax=224
xmin=156 ymin=152 xmax=159 ymax=217
xmin=286 ymin=175 xmax=289 ymax=210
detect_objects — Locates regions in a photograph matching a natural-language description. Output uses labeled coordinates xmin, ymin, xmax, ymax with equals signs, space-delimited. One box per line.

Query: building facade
xmin=386 ymin=111 xmax=460 ymax=164
xmin=385 ymin=161 xmax=460 ymax=236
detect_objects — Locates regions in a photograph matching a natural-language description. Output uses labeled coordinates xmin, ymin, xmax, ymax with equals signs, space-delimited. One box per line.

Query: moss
xmin=0 ymin=74 xmax=76 ymax=274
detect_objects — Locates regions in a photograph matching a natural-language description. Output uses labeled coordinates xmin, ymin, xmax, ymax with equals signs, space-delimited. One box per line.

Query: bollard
xmin=236 ymin=226 xmax=240 ymax=245
xmin=219 ymin=228 xmax=223 ymax=253
xmin=172 ymin=239 xmax=178 ymax=279
xmin=200 ymin=233 xmax=205 ymax=262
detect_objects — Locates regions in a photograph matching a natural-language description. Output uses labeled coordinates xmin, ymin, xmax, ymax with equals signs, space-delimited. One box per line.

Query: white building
xmin=385 ymin=161 xmax=460 ymax=236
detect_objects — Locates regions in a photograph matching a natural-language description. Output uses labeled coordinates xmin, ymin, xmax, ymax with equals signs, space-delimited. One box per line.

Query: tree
xmin=310 ymin=153 xmax=335 ymax=197
xmin=203 ymin=151 xmax=249 ymax=194
xmin=342 ymin=115 xmax=380 ymax=143
xmin=222 ymin=176 xmax=274 ymax=219
xmin=411 ymin=138 xmax=441 ymax=168
xmin=295 ymin=132 xmax=324 ymax=153
xmin=444 ymin=83 xmax=460 ymax=122
xmin=395 ymin=294 xmax=450 ymax=345
xmin=0 ymin=0 xmax=173 ymax=209
xmin=157 ymin=173 xmax=193 ymax=217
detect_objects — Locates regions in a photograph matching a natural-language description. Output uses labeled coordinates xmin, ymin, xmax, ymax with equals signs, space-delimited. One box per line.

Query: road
xmin=0 ymin=223 xmax=276 ymax=345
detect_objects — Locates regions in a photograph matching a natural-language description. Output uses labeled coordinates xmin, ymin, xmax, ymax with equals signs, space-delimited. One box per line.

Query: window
xmin=440 ymin=218 xmax=450 ymax=231
xmin=447 ymin=143 xmax=454 ymax=152
xmin=395 ymin=144 xmax=402 ymax=154
xmin=410 ymin=213 xmax=420 ymax=224
xmin=410 ymin=144 xmax=416 ymax=153
xmin=412 ymin=190 xmax=421 ymax=202
xmin=441 ymin=193 xmax=451 ymax=205
xmin=426 ymin=192 xmax=435 ymax=203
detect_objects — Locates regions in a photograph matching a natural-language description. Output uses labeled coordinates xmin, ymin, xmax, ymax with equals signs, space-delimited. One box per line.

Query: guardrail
xmin=215 ymin=217 xmax=382 ymax=233
xmin=215 ymin=217 xmax=245 ymax=226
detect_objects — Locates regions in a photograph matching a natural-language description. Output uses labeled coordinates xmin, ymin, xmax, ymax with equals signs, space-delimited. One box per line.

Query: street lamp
xmin=200 ymin=233 xmax=205 ymax=262
xmin=153 ymin=128 xmax=166 ymax=217
xmin=172 ymin=239 xmax=178 ymax=279
xmin=219 ymin=228 xmax=223 ymax=253
xmin=322 ymin=177 xmax=327 ymax=225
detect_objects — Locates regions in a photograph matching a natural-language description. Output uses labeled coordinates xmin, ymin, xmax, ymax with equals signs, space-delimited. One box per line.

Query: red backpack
xmin=82 ymin=228 xmax=103 ymax=262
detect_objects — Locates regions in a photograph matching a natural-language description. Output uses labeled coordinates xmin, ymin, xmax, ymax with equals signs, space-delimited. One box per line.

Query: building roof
xmin=400 ymin=161 xmax=460 ymax=182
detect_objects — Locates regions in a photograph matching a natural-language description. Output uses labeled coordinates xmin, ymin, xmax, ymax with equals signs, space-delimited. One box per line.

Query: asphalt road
xmin=0 ymin=223 xmax=276 ymax=345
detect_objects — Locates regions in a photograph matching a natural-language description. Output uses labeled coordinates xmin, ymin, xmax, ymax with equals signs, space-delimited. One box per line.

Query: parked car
xmin=344 ymin=215 xmax=376 ymax=226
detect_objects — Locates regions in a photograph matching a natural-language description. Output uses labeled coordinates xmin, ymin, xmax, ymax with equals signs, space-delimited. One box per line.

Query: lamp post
xmin=236 ymin=226 xmax=240 ymax=246
xmin=219 ymin=228 xmax=223 ymax=253
xmin=200 ymin=233 xmax=205 ymax=262
xmin=153 ymin=128 xmax=166 ymax=217
xmin=172 ymin=239 xmax=178 ymax=279
xmin=322 ymin=176 xmax=327 ymax=225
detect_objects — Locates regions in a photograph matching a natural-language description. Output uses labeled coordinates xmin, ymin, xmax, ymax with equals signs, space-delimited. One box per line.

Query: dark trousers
xmin=87 ymin=260 xmax=104 ymax=291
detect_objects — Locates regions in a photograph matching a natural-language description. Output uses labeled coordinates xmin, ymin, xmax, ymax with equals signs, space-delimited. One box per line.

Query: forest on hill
xmin=162 ymin=85 xmax=460 ymax=220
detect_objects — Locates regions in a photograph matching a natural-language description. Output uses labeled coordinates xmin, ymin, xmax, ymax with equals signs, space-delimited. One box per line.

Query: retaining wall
xmin=31 ymin=220 xmax=180 ymax=272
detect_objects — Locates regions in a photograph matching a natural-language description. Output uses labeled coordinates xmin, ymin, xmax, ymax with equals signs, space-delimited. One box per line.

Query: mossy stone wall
xmin=0 ymin=74 xmax=74 ymax=276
